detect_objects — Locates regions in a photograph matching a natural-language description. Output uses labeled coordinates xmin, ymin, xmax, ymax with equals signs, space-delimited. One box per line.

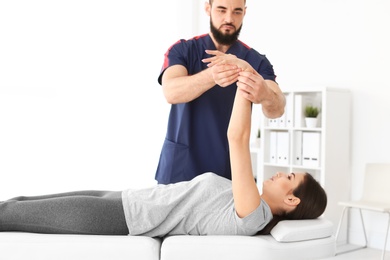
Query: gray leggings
xmin=0 ymin=190 xmax=129 ymax=235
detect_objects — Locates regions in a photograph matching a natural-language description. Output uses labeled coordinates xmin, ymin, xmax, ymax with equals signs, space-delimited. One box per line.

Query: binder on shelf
xmin=268 ymin=118 xmax=278 ymax=127
xmin=269 ymin=131 xmax=278 ymax=163
xmin=293 ymin=131 xmax=302 ymax=165
xmin=284 ymin=93 xmax=293 ymax=128
xmin=277 ymin=113 xmax=286 ymax=127
xmin=276 ymin=131 xmax=289 ymax=165
xmin=302 ymin=132 xmax=321 ymax=167
xmin=294 ymin=94 xmax=303 ymax=128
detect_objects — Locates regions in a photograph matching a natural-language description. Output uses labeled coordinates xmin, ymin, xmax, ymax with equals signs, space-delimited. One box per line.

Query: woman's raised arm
xmin=227 ymin=71 xmax=262 ymax=218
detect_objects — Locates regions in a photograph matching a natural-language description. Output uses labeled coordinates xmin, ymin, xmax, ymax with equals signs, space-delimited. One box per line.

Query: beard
xmin=210 ymin=19 xmax=242 ymax=46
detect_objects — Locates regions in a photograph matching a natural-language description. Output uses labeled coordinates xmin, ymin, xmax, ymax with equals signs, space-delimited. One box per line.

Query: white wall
xmin=0 ymin=0 xmax=191 ymax=197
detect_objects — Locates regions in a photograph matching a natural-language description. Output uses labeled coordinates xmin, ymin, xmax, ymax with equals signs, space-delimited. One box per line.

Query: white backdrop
xmin=0 ymin=0 xmax=192 ymax=198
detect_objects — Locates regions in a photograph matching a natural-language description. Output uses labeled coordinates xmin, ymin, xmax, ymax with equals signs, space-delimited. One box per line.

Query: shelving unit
xmin=251 ymin=87 xmax=351 ymax=234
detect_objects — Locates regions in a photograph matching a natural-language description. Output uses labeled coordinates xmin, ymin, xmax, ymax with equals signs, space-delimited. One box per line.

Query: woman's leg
xmin=0 ymin=190 xmax=129 ymax=235
xmin=7 ymin=190 xmax=116 ymax=201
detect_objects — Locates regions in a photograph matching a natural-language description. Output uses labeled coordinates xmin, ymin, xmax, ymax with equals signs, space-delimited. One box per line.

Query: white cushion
xmin=161 ymin=234 xmax=336 ymax=260
xmin=270 ymin=218 xmax=333 ymax=242
xmin=0 ymin=232 xmax=161 ymax=260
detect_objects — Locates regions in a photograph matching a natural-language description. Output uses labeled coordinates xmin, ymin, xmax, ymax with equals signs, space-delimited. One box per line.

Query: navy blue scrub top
xmin=156 ymin=34 xmax=276 ymax=184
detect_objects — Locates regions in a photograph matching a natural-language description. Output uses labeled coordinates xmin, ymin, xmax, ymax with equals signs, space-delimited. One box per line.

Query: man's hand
xmin=237 ymin=70 xmax=268 ymax=104
xmin=203 ymin=50 xmax=264 ymax=103
xmin=202 ymin=49 xmax=285 ymax=118
xmin=208 ymin=63 xmax=241 ymax=87
xmin=202 ymin=50 xmax=242 ymax=87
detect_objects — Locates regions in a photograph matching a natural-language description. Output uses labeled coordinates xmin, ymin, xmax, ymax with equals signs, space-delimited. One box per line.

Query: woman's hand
xmin=203 ymin=50 xmax=255 ymax=72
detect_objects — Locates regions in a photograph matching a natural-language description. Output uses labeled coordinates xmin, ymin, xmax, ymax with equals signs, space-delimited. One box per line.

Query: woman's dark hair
xmin=258 ymin=173 xmax=327 ymax=235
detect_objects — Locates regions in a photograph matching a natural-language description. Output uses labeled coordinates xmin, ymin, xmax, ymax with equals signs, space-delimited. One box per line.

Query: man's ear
xmin=205 ymin=1 xmax=211 ymax=16
xmin=284 ymin=195 xmax=301 ymax=207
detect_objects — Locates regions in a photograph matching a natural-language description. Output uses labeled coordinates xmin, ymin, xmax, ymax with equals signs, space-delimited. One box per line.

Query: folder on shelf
xmin=276 ymin=131 xmax=289 ymax=165
xmin=294 ymin=94 xmax=303 ymax=128
xmin=268 ymin=118 xmax=278 ymax=127
xmin=285 ymin=93 xmax=293 ymax=128
xmin=277 ymin=113 xmax=286 ymax=127
xmin=269 ymin=131 xmax=278 ymax=163
xmin=302 ymin=132 xmax=321 ymax=167
xmin=293 ymin=131 xmax=302 ymax=165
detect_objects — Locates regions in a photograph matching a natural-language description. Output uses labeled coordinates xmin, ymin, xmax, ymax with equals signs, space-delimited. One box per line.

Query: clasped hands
xmin=202 ymin=50 xmax=266 ymax=104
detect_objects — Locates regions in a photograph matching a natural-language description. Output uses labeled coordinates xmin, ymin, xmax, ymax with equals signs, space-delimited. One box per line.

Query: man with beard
xmin=155 ymin=0 xmax=285 ymax=184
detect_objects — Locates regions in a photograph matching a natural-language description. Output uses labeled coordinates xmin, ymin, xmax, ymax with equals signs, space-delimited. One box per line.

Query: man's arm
xmin=161 ymin=63 xmax=241 ymax=104
xmin=161 ymin=65 xmax=214 ymax=104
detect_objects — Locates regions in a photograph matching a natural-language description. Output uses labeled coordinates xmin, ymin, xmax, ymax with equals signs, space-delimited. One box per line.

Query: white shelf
xmin=250 ymin=87 xmax=351 ymax=234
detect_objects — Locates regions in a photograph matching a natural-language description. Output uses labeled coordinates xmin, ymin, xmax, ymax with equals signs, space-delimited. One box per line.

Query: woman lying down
xmin=0 ymin=55 xmax=327 ymax=237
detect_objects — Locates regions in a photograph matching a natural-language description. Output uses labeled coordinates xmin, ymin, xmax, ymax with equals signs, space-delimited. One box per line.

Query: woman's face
xmin=262 ymin=172 xmax=305 ymax=203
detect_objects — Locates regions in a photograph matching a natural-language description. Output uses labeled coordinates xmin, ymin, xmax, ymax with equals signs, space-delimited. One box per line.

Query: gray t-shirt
xmin=122 ymin=172 xmax=272 ymax=237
